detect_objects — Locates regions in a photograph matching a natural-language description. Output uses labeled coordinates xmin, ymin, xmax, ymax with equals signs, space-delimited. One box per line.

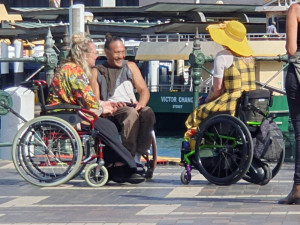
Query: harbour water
xmin=156 ymin=136 xmax=182 ymax=158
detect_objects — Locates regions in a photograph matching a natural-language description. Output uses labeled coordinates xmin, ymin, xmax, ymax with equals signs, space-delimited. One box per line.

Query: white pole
xmin=101 ymin=0 xmax=116 ymax=7
xmin=148 ymin=61 xmax=159 ymax=92
xmin=69 ymin=4 xmax=85 ymax=38
xmin=13 ymin=40 xmax=24 ymax=74
xmin=1 ymin=42 xmax=9 ymax=74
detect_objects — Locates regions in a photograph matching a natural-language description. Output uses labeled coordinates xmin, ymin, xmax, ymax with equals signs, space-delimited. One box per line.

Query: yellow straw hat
xmin=206 ymin=21 xmax=253 ymax=57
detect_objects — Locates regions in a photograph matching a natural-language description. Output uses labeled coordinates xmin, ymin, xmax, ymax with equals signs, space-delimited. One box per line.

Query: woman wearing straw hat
xmin=278 ymin=2 xmax=300 ymax=205
xmin=185 ymin=20 xmax=256 ymax=137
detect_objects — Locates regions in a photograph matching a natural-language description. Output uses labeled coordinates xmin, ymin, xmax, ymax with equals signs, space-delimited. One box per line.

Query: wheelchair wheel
xmin=195 ymin=114 xmax=253 ymax=185
xmin=144 ymin=130 xmax=157 ymax=180
xmin=180 ymin=169 xmax=191 ymax=185
xmin=244 ymin=146 xmax=285 ymax=185
xmin=12 ymin=116 xmax=83 ymax=187
xmin=243 ymin=158 xmax=272 ymax=185
xmin=269 ymin=148 xmax=285 ymax=179
xmin=85 ymin=163 xmax=108 ymax=187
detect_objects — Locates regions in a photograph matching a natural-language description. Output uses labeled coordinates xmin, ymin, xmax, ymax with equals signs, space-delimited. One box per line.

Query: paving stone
xmin=0 ymin=161 xmax=298 ymax=224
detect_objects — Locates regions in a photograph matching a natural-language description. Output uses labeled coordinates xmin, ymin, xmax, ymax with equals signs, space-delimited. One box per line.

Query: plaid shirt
xmin=47 ymin=62 xmax=100 ymax=110
xmin=185 ymin=57 xmax=256 ymax=129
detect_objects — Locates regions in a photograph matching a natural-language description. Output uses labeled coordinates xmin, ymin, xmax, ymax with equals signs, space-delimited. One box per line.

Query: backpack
xmin=253 ymin=118 xmax=284 ymax=160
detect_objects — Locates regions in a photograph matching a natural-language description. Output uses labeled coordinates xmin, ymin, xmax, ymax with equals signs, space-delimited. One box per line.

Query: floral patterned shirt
xmin=47 ymin=62 xmax=100 ymax=110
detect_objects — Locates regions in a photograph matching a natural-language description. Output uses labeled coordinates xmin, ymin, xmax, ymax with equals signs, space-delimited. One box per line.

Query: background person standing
xmin=266 ymin=21 xmax=282 ymax=37
xmin=278 ymin=2 xmax=300 ymax=205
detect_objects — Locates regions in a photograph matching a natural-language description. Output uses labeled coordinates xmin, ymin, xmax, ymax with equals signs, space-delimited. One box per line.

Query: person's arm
xmin=286 ymin=3 xmax=300 ymax=56
xmin=273 ymin=27 xmax=282 ymax=38
xmin=205 ymin=77 xmax=224 ymax=103
xmin=205 ymin=51 xmax=230 ymax=103
xmin=68 ymin=67 xmax=117 ymax=115
xmin=128 ymin=61 xmax=150 ymax=110
xmin=90 ymin=67 xmax=100 ymax=101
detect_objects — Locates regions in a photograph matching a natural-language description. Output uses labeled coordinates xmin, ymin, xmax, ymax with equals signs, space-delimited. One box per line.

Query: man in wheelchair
xmin=46 ymin=33 xmax=145 ymax=184
xmin=90 ymin=33 xmax=156 ymax=164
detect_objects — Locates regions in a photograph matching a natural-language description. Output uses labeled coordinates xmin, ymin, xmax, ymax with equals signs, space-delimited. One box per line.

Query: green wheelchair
xmin=180 ymin=89 xmax=285 ymax=185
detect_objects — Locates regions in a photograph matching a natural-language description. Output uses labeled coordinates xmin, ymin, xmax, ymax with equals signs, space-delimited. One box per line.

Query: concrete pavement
xmin=0 ymin=159 xmax=299 ymax=225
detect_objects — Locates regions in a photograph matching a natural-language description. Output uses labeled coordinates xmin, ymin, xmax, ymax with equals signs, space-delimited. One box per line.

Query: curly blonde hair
xmin=67 ymin=33 xmax=93 ymax=79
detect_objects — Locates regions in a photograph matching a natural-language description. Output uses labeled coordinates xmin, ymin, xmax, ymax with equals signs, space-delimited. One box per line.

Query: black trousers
xmin=286 ymin=64 xmax=300 ymax=185
xmin=94 ymin=117 xmax=137 ymax=171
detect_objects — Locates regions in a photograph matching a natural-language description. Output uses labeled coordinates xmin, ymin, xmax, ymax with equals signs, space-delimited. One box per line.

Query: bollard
xmin=0 ymin=87 xmax=34 ymax=160
xmin=1 ymin=42 xmax=9 ymax=89
xmin=13 ymin=40 xmax=25 ymax=86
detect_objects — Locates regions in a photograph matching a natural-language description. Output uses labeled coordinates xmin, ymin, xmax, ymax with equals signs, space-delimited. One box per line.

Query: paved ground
xmin=0 ymin=159 xmax=299 ymax=225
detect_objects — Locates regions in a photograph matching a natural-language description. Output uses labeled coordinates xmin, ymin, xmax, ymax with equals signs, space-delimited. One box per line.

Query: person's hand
xmin=116 ymin=102 xmax=126 ymax=108
xmin=134 ymin=101 xmax=144 ymax=111
xmin=100 ymin=101 xmax=118 ymax=115
xmin=198 ymin=95 xmax=208 ymax=106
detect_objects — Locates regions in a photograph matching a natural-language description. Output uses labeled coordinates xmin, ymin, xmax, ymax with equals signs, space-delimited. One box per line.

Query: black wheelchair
xmin=5 ymin=80 xmax=157 ymax=187
xmin=180 ymin=88 xmax=285 ymax=185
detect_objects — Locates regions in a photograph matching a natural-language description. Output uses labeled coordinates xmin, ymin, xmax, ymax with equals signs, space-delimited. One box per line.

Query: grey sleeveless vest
xmin=96 ymin=60 xmax=134 ymax=101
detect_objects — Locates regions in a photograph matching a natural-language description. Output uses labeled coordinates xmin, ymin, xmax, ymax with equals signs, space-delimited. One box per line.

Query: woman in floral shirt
xmin=47 ymin=33 xmax=145 ymax=184
xmin=48 ymin=62 xmax=100 ymax=109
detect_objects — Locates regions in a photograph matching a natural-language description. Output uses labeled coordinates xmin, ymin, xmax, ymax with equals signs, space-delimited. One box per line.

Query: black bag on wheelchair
xmin=238 ymin=89 xmax=272 ymax=125
xmin=253 ymin=118 xmax=284 ymax=161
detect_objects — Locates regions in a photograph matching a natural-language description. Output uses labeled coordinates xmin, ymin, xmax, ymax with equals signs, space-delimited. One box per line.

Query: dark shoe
xmin=110 ymin=176 xmax=126 ymax=184
xmin=107 ymin=164 xmax=131 ymax=184
xmin=136 ymin=163 xmax=146 ymax=176
xmin=278 ymin=184 xmax=300 ymax=204
xmin=125 ymin=173 xmax=145 ymax=184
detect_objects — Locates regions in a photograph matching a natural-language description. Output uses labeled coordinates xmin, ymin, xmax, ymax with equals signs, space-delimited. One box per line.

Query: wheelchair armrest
xmin=44 ymin=104 xmax=82 ymax=111
xmin=78 ymin=108 xmax=99 ymax=123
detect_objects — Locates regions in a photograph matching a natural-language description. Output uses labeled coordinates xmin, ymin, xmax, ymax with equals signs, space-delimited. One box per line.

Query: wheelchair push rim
xmin=11 ymin=116 xmax=83 ymax=187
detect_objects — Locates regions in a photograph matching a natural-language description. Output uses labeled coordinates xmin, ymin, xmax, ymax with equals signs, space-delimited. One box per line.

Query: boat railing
xmin=147 ymin=84 xmax=211 ymax=93
xmin=264 ymin=0 xmax=298 ymax=7
xmin=149 ymin=84 xmax=191 ymax=92
xmin=141 ymin=33 xmax=286 ymax=43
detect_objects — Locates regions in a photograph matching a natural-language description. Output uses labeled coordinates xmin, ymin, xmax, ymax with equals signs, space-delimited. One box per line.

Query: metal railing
xmin=264 ymin=0 xmax=298 ymax=7
xmin=149 ymin=84 xmax=192 ymax=92
xmin=141 ymin=33 xmax=286 ymax=43
xmin=0 ymin=28 xmax=58 ymax=86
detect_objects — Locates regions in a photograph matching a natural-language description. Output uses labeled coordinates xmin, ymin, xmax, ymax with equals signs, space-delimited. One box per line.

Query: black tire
xmin=143 ymin=130 xmax=157 ymax=180
xmin=244 ymin=147 xmax=285 ymax=185
xmin=12 ymin=116 xmax=83 ymax=187
xmin=243 ymin=158 xmax=272 ymax=185
xmin=180 ymin=169 xmax=191 ymax=185
xmin=195 ymin=114 xmax=254 ymax=185
xmin=270 ymin=148 xmax=285 ymax=179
